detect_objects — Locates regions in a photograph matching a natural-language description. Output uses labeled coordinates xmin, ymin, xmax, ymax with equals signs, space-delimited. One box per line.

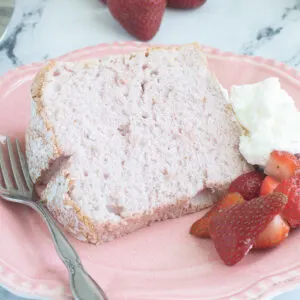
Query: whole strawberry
xmin=228 ymin=171 xmax=265 ymax=201
xmin=107 ymin=0 xmax=166 ymax=41
xmin=168 ymin=0 xmax=206 ymax=9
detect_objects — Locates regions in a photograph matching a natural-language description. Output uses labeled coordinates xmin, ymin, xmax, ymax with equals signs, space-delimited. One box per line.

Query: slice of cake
xmin=26 ymin=43 xmax=251 ymax=244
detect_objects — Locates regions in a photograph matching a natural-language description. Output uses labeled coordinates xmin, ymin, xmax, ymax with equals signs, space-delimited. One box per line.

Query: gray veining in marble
xmin=0 ymin=0 xmax=47 ymax=66
xmin=240 ymin=3 xmax=300 ymax=65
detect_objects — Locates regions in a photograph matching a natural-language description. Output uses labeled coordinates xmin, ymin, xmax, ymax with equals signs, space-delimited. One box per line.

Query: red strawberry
xmin=265 ymin=151 xmax=300 ymax=181
xmin=275 ymin=174 xmax=300 ymax=228
xmin=190 ymin=193 xmax=244 ymax=238
xmin=228 ymin=171 xmax=265 ymax=201
xmin=260 ymin=176 xmax=280 ymax=196
xmin=209 ymin=193 xmax=287 ymax=265
xmin=167 ymin=0 xmax=206 ymax=9
xmin=253 ymin=215 xmax=290 ymax=249
xmin=107 ymin=0 xmax=166 ymax=41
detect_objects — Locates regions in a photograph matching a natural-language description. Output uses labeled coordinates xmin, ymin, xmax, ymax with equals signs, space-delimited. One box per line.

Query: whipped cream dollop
xmin=229 ymin=77 xmax=300 ymax=166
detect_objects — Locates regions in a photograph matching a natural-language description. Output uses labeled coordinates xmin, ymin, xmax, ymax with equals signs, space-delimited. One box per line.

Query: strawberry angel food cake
xmin=25 ymin=43 xmax=300 ymax=265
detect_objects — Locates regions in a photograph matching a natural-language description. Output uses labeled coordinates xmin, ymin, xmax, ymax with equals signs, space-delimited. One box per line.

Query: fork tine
xmin=0 ymin=186 xmax=9 ymax=195
xmin=16 ymin=139 xmax=32 ymax=190
xmin=0 ymin=141 xmax=13 ymax=189
xmin=6 ymin=137 xmax=26 ymax=191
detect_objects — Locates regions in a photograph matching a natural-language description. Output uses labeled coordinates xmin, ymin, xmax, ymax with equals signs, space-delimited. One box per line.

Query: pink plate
xmin=1 ymin=42 xmax=300 ymax=300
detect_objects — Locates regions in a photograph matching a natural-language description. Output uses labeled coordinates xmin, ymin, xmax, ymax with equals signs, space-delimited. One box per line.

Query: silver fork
xmin=0 ymin=137 xmax=108 ymax=300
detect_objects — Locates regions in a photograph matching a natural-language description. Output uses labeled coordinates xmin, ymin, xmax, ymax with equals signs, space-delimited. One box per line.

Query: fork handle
xmin=29 ymin=201 xmax=109 ymax=300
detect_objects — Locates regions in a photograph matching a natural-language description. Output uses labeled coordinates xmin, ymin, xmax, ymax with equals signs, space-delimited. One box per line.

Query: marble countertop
xmin=1 ymin=0 xmax=300 ymax=75
xmin=0 ymin=0 xmax=14 ymax=37
xmin=1 ymin=0 xmax=300 ymax=299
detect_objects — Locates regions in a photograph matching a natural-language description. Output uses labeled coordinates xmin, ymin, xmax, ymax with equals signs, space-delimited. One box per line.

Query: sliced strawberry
xmin=253 ymin=215 xmax=290 ymax=249
xmin=260 ymin=176 xmax=280 ymax=196
xmin=275 ymin=174 xmax=300 ymax=228
xmin=228 ymin=171 xmax=265 ymax=201
xmin=190 ymin=193 xmax=244 ymax=238
xmin=209 ymin=193 xmax=288 ymax=266
xmin=265 ymin=151 xmax=300 ymax=181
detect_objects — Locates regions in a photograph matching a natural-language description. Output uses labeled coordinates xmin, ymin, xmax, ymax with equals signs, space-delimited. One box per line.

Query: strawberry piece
xmin=190 ymin=193 xmax=244 ymax=238
xmin=264 ymin=151 xmax=300 ymax=181
xmin=275 ymin=174 xmax=300 ymax=228
xmin=107 ymin=0 xmax=166 ymax=41
xmin=295 ymin=153 xmax=300 ymax=160
xmin=253 ymin=215 xmax=289 ymax=249
xmin=168 ymin=0 xmax=206 ymax=9
xmin=209 ymin=193 xmax=287 ymax=266
xmin=228 ymin=171 xmax=265 ymax=201
xmin=260 ymin=176 xmax=280 ymax=196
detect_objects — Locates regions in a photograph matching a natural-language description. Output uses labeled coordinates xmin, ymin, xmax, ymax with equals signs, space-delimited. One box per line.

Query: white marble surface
xmin=1 ymin=0 xmax=300 ymax=75
xmin=0 ymin=0 xmax=14 ymax=37
xmin=1 ymin=0 xmax=300 ymax=299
